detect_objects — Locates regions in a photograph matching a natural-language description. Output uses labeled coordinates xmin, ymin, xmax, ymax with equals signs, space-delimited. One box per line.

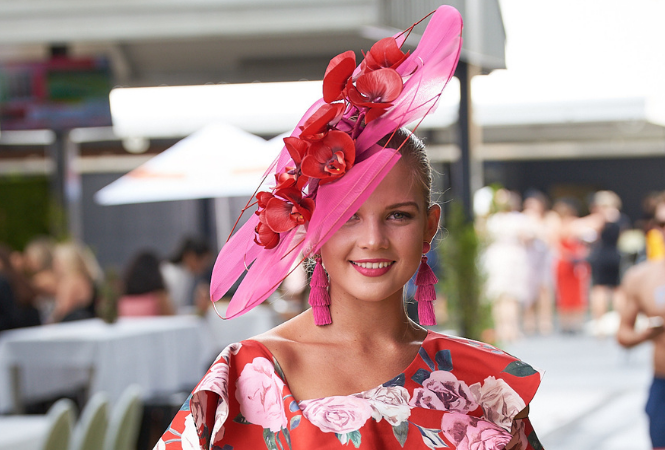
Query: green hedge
xmin=0 ymin=176 xmax=52 ymax=250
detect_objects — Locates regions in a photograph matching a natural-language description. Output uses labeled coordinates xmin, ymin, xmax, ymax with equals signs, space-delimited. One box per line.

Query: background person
xmin=551 ymin=198 xmax=590 ymax=333
xmin=0 ymin=244 xmax=40 ymax=331
xmin=161 ymin=236 xmax=212 ymax=314
xmin=48 ymin=241 xmax=103 ymax=323
xmin=23 ymin=236 xmax=57 ymax=320
xmin=645 ymin=193 xmax=665 ymax=262
xmin=617 ymin=256 xmax=665 ymax=449
xmin=118 ymin=250 xmax=174 ymax=316
xmin=584 ymin=190 xmax=630 ymax=329
xmin=521 ymin=190 xmax=555 ymax=336
xmin=482 ymin=189 xmax=530 ymax=342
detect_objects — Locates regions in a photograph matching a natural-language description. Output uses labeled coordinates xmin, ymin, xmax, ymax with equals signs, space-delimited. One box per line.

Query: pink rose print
xmin=197 ymin=361 xmax=230 ymax=400
xmin=469 ymin=376 xmax=526 ymax=431
xmin=410 ymin=371 xmax=479 ymax=413
xmin=359 ymin=385 xmax=412 ymax=426
xmin=300 ymin=396 xmax=373 ymax=434
xmin=235 ymin=357 xmax=288 ymax=432
xmin=441 ymin=412 xmax=512 ymax=450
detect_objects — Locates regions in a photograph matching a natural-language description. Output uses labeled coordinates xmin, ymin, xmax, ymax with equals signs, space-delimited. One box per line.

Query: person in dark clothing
xmin=586 ymin=191 xmax=630 ymax=332
xmin=0 ymin=245 xmax=41 ymax=331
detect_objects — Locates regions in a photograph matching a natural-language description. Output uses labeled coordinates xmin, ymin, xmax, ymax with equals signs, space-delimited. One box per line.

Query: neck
xmin=312 ymin=287 xmax=423 ymax=344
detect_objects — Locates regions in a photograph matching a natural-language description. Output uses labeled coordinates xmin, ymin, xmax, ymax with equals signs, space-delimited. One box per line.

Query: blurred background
xmin=1 ymin=0 xmax=664 ymax=449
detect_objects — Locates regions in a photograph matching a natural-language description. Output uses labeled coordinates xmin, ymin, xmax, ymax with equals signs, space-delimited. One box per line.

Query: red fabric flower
xmin=347 ymin=68 xmax=403 ymax=123
xmin=283 ymin=137 xmax=309 ymax=165
xmin=254 ymin=188 xmax=315 ymax=248
xmin=256 ymin=191 xmax=274 ymax=210
xmin=263 ymin=188 xmax=315 ymax=233
xmin=274 ymin=168 xmax=309 ymax=191
xmin=299 ymin=103 xmax=345 ymax=141
xmin=254 ymin=221 xmax=280 ymax=249
xmin=323 ymin=50 xmax=356 ymax=103
xmin=301 ymin=130 xmax=356 ymax=184
xmin=362 ymin=37 xmax=409 ymax=72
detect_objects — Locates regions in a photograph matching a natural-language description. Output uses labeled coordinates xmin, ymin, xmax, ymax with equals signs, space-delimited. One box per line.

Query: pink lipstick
xmin=350 ymin=259 xmax=394 ymax=277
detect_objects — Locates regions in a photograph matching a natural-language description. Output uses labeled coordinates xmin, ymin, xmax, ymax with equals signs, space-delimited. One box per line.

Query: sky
xmin=476 ymin=0 xmax=665 ymax=103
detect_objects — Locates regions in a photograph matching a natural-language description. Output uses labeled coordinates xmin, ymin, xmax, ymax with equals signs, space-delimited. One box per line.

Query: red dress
xmin=156 ymin=331 xmax=543 ymax=449
xmin=555 ymin=238 xmax=590 ymax=313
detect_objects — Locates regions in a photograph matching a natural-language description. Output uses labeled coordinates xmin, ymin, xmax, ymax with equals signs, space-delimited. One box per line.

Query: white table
xmin=0 ymin=316 xmax=213 ymax=413
xmin=203 ymin=302 xmax=278 ymax=356
xmin=0 ymin=416 xmax=50 ymax=450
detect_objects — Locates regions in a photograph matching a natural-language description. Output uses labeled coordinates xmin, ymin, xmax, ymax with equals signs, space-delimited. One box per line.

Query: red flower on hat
xmin=301 ymin=130 xmax=356 ymax=184
xmin=254 ymin=221 xmax=280 ymax=249
xmin=254 ymin=35 xmax=407 ymax=248
xmin=283 ymin=136 xmax=310 ymax=164
xmin=263 ymin=188 xmax=315 ymax=232
xmin=361 ymin=37 xmax=409 ymax=72
xmin=347 ymin=68 xmax=403 ymax=123
xmin=274 ymin=167 xmax=308 ymax=191
xmin=323 ymin=50 xmax=356 ymax=103
xmin=299 ymin=103 xmax=345 ymax=141
xmin=254 ymin=188 xmax=315 ymax=248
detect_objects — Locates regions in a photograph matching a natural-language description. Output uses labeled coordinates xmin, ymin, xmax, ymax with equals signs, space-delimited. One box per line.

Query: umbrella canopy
xmin=95 ymin=123 xmax=284 ymax=205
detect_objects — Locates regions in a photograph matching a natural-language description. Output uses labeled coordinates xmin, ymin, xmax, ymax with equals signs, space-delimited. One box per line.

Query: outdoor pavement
xmin=505 ymin=331 xmax=653 ymax=450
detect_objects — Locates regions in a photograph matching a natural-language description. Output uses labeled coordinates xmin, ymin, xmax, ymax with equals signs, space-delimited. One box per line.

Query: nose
xmin=357 ymin=217 xmax=389 ymax=250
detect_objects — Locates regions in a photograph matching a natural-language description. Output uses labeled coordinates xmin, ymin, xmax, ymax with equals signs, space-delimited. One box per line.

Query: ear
xmin=424 ymin=204 xmax=441 ymax=243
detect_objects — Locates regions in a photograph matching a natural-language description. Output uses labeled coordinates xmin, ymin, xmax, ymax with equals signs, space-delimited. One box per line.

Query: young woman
xmin=118 ymin=250 xmax=174 ymax=316
xmin=49 ymin=242 xmax=102 ymax=323
xmin=157 ymin=6 xmax=543 ymax=449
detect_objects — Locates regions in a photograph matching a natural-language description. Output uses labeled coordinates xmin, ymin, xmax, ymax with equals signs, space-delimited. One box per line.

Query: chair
xmin=41 ymin=398 xmax=77 ymax=450
xmin=70 ymin=392 xmax=109 ymax=450
xmin=104 ymin=385 xmax=143 ymax=450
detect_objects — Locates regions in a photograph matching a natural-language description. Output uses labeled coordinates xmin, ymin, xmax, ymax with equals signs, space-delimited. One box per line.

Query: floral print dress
xmin=156 ymin=331 xmax=543 ymax=450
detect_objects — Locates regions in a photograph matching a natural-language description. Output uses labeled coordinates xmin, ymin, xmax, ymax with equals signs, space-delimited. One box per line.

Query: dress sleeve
xmin=435 ymin=334 xmax=543 ymax=432
xmin=155 ymin=342 xmax=244 ymax=450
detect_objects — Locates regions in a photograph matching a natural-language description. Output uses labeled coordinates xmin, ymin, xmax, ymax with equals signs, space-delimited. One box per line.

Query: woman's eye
xmin=389 ymin=211 xmax=412 ymax=220
xmin=346 ymin=213 xmax=360 ymax=223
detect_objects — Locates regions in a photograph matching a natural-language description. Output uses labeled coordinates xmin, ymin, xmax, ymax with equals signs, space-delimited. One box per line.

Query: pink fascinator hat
xmin=210 ymin=5 xmax=463 ymax=319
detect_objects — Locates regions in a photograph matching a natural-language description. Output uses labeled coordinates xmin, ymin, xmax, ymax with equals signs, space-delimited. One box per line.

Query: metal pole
xmin=454 ymin=61 xmax=473 ymax=222
xmin=453 ymin=61 xmax=483 ymax=222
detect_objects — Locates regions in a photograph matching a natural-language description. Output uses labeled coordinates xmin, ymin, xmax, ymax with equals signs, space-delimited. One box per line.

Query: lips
xmin=350 ymin=259 xmax=394 ymax=277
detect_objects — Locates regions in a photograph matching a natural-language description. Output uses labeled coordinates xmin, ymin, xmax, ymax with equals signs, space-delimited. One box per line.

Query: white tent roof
xmin=94 ymin=123 xmax=284 ymax=205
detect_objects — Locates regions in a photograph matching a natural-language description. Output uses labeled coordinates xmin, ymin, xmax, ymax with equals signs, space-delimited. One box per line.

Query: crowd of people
xmin=0 ymin=235 xmax=214 ymax=332
xmin=477 ymin=186 xmax=665 ymax=343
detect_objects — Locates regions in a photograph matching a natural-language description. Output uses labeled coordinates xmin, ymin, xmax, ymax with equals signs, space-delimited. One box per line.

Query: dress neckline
xmin=247 ymin=329 xmax=433 ymax=404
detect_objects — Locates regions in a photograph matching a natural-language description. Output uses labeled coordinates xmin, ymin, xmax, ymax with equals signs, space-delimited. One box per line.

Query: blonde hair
xmin=592 ymin=190 xmax=622 ymax=210
xmin=379 ymin=128 xmax=433 ymax=208
xmin=54 ymin=242 xmax=103 ymax=282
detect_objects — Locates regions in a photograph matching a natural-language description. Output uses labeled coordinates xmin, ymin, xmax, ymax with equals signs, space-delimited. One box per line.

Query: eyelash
xmin=389 ymin=211 xmax=413 ymax=221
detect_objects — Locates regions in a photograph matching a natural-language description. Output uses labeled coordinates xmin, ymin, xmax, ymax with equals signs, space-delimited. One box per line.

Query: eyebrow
xmin=387 ymin=201 xmax=421 ymax=212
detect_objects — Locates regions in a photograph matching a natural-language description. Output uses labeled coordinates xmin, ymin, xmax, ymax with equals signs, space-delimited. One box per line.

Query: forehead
xmin=361 ymin=158 xmax=423 ymax=208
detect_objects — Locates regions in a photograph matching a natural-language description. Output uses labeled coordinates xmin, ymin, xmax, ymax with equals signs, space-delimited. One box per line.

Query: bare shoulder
xmin=250 ymin=312 xmax=312 ymax=365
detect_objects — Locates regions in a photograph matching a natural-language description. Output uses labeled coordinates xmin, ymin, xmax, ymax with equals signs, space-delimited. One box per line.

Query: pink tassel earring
xmin=309 ymin=255 xmax=332 ymax=326
xmin=415 ymin=242 xmax=437 ymax=326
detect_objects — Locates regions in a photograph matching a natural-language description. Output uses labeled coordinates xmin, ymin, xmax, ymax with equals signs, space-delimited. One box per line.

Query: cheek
xmin=319 ymin=237 xmax=342 ymax=273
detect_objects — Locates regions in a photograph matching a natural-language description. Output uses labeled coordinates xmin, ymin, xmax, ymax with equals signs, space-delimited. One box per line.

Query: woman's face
xmin=320 ymin=159 xmax=440 ymax=304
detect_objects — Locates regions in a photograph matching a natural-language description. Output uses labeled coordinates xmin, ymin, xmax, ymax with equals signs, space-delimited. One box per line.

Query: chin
xmin=348 ymin=285 xmax=405 ymax=304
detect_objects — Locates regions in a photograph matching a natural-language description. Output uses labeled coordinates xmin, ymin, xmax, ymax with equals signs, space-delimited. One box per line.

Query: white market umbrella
xmin=94 ymin=123 xmax=284 ymax=205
